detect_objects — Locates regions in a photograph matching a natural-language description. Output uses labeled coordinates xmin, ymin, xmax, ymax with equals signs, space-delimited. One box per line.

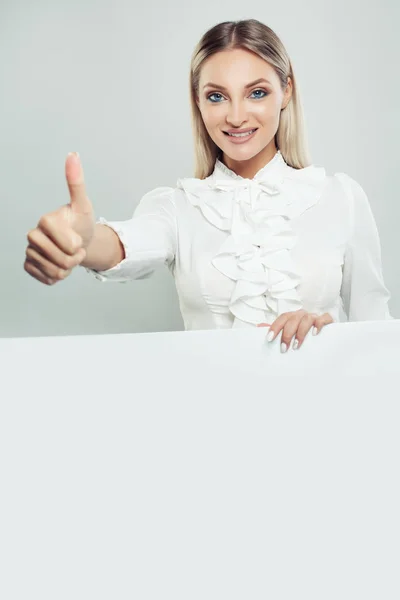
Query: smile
xmin=223 ymin=128 xmax=258 ymax=144
xmin=224 ymin=128 xmax=258 ymax=137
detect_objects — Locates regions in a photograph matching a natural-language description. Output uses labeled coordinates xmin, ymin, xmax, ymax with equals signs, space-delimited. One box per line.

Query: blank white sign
xmin=0 ymin=323 xmax=399 ymax=599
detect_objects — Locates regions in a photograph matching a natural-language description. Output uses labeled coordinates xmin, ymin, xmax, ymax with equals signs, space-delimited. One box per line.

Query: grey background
xmin=1 ymin=0 xmax=398 ymax=337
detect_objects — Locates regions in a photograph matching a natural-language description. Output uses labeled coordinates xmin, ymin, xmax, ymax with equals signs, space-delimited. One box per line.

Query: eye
xmin=207 ymin=92 xmax=225 ymax=103
xmin=250 ymin=89 xmax=268 ymax=99
xmin=206 ymin=89 xmax=268 ymax=103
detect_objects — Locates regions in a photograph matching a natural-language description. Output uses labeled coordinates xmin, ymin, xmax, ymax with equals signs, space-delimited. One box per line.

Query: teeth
xmin=228 ymin=129 xmax=256 ymax=138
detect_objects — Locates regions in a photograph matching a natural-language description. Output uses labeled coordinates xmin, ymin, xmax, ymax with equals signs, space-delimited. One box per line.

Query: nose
xmin=225 ymin=99 xmax=248 ymax=127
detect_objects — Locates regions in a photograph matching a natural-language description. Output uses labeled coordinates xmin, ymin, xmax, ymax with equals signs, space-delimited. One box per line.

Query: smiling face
xmin=197 ymin=47 xmax=292 ymax=178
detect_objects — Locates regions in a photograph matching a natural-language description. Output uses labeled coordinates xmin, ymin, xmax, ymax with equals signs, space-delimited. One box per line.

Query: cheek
xmin=200 ymin=107 xmax=224 ymax=139
xmin=252 ymin=102 xmax=280 ymax=123
xmin=200 ymin=105 xmax=221 ymax=127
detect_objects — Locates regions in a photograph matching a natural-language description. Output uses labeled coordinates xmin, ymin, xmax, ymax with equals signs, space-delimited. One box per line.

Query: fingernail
xmin=312 ymin=327 xmax=318 ymax=336
xmin=293 ymin=339 xmax=299 ymax=350
xmin=281 ymin=343 xmax=287 ymax=354
xmin=68 ymin=151 xmax=80 ymax=159
xmin=267 ymin=331 xmax=275 ymax=342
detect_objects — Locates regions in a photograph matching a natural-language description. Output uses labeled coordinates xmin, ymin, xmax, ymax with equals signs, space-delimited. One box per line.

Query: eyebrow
xmin=202 ymin=78 xmax=271 ymax=91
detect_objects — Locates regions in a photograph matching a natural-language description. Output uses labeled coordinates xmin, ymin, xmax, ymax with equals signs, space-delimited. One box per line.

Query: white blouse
xmin=88 ymin=150 xmax=392 ymax=329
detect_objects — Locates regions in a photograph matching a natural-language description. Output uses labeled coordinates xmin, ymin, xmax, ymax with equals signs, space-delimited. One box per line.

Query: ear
xmin=281 ymin=76 xmax=293 ymax=110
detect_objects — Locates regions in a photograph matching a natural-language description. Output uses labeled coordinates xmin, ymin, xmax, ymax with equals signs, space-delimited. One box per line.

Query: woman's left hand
xmin=258 ymin=310 xmax=334 ymax=353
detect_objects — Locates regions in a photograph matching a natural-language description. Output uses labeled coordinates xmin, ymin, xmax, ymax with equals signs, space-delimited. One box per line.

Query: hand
xmin=258 ymin=310 xmax=334 ymax=353
xmin=24 ymin=153 xmax=95 ymax=285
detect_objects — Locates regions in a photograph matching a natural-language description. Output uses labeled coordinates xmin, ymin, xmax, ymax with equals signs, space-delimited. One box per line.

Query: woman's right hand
xmin=24 ymin=152 xmax=95 ymax=285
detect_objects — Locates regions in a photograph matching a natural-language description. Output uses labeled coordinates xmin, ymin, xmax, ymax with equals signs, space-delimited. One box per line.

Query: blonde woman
xmin=24 ymin=19 xmax=392 ymax=352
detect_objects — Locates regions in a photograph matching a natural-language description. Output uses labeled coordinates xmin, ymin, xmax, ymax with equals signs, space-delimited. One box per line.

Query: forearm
xmin=81 ymin=224 xmax=125 ymax=271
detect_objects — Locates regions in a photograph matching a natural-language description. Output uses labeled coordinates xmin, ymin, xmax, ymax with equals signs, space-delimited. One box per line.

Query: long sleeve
xmin=87 ymin=186 xmax=177 ymax=282
xmin=336 ymin=173 xmax=392 ymax=321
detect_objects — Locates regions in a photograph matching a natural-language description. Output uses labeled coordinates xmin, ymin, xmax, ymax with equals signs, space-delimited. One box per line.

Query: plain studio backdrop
xmin=0 ymin=0 xmax=398 ymax=337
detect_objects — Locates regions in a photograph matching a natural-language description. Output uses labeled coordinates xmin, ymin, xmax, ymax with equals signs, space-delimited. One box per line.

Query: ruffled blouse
xmin=88 ymin=151 xmax=392 ymax=329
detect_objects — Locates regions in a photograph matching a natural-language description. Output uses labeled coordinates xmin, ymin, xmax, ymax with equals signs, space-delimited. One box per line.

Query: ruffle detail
xmin=177 ymin=151 xmax=327 ymax=327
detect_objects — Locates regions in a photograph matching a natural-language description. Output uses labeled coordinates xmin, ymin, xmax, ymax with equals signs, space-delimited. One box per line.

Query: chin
xmin=221 ymin=145 xmax=261 ymax=162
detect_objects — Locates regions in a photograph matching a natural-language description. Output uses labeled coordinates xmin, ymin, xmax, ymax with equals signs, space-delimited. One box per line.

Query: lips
xmin=224 ymin=127 xmax=258 ymax=134
xmin=223 ymin=128 xmax=258 ymax=144
xmin=224 ymin=127 xmax=258 ymax=135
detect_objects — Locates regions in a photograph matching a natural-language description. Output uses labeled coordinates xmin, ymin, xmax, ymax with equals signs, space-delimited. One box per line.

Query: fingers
xmin=25 ymin=246 xmax=79 ymax=283
xmin=264 ymin=310 xmax=333 ymax=352
xmin=292 ymin=313 xmax=318 ymax=350
xmin=25 ymin=244 xmax=85 ymax=280
xmin=27 ymin=227 xmax=84 ymax=268
xmin=280 ymin=311 xmax=308 ymax=352
xmin=37 ymin=209 xmax=82 ymax=256
xmin=24 ymin=152 xmax=93 ymax=287
xmin=65 ymin=152 xmax=93 ymax=215
xmin=25 ymin=226 xmax=86 ymax=285
xmin=24 ymin=259 xmax=57 ymax=286
xmin=266 ymin=310 xmax=307 ymax=348
xmin=312 ymin=313 xmax=334 ymax=335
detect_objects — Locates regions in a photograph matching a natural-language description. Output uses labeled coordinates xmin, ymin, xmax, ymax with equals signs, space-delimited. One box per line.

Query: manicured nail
xmin=312 ymin=327 xmax=318 ymax=336
xmin=293 ymin=339 xmax=299 ymax=350
xmin=267 ymin=331 xmax=275 ymax=342
xmin=281 ymin=343 xmax=287 ymax=354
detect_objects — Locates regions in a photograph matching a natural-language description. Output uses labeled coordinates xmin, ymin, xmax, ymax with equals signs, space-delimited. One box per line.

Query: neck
xmin=221 ymin=141 xmax=279 ymax=179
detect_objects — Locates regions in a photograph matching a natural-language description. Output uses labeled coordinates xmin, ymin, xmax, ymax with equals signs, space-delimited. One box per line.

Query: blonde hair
xmin=190 ymin=19 xmax=311 ymax=179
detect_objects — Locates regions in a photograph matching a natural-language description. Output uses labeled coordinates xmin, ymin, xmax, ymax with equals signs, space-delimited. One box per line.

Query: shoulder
xmin=333 ymin=172 xmax=368 ymax=200
xmin=140 ymin=186 xmax=177 ymax=204
xmin=136 ymin=185 xmax=179 ymax=210
xmin=284 ymin=164 xmax=372 ymax=221
xmin=135 ymin=172 xmax=216 ymax=218
xmin=331 ymin=172 xmax=379 ymax=241
xmin=293 ymin=166 xmax=369 ymax=214
xmin=332 ymin=172 xmax=371 ymax=218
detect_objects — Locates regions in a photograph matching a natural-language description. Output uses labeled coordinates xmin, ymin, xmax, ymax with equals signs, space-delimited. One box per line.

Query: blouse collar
xmin=213 ymin=150 xmax=286 ymax=183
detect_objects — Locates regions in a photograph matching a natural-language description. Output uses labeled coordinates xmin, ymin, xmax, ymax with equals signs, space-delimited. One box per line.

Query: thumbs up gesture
xmin=24 ymin=153 xmax=95 ymax=285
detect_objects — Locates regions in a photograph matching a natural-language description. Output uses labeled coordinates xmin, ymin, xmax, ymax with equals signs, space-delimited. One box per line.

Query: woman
xmin=23 ymin=19 xmax=392 ymax=352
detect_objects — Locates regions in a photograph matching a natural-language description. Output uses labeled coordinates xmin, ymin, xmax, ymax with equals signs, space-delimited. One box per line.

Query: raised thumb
xmin=65 ymin=152 xmax=92 ymax=214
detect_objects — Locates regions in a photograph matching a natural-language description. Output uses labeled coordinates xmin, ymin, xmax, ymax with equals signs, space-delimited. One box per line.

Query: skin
xmin=24 ymin=154 xmax=124 ymax=285
xmin=196 ymin=47 xmax=292 ymax=179
xmin=24 ymin=47 xmax=333 ymax=351
xmin=197 ymin=48 xmax=333 ymax=350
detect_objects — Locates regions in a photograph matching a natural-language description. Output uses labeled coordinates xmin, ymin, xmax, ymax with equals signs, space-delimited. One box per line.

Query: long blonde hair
xmin=190 ymin=19 xmax=311 ymax=179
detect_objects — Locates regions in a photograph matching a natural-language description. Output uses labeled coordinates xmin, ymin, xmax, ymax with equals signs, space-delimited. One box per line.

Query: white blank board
xmin=0 ymin=322 xmax=399 ymax=599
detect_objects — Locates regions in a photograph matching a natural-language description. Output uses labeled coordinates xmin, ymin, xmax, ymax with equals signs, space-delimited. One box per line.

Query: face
xmin=197 ymin=48 xmax=292 ymax=178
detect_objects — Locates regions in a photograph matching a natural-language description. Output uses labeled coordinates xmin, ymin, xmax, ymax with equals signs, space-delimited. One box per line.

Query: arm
xmin=336 ymin=173 xmax=392 ymax=321
xmin=81 ymin=223 xmax=125 ymax=271
xmin=84 ymin=187 xmax=177 ymax=282
xmin=24 ymin=155 xmax=175 ymax=287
